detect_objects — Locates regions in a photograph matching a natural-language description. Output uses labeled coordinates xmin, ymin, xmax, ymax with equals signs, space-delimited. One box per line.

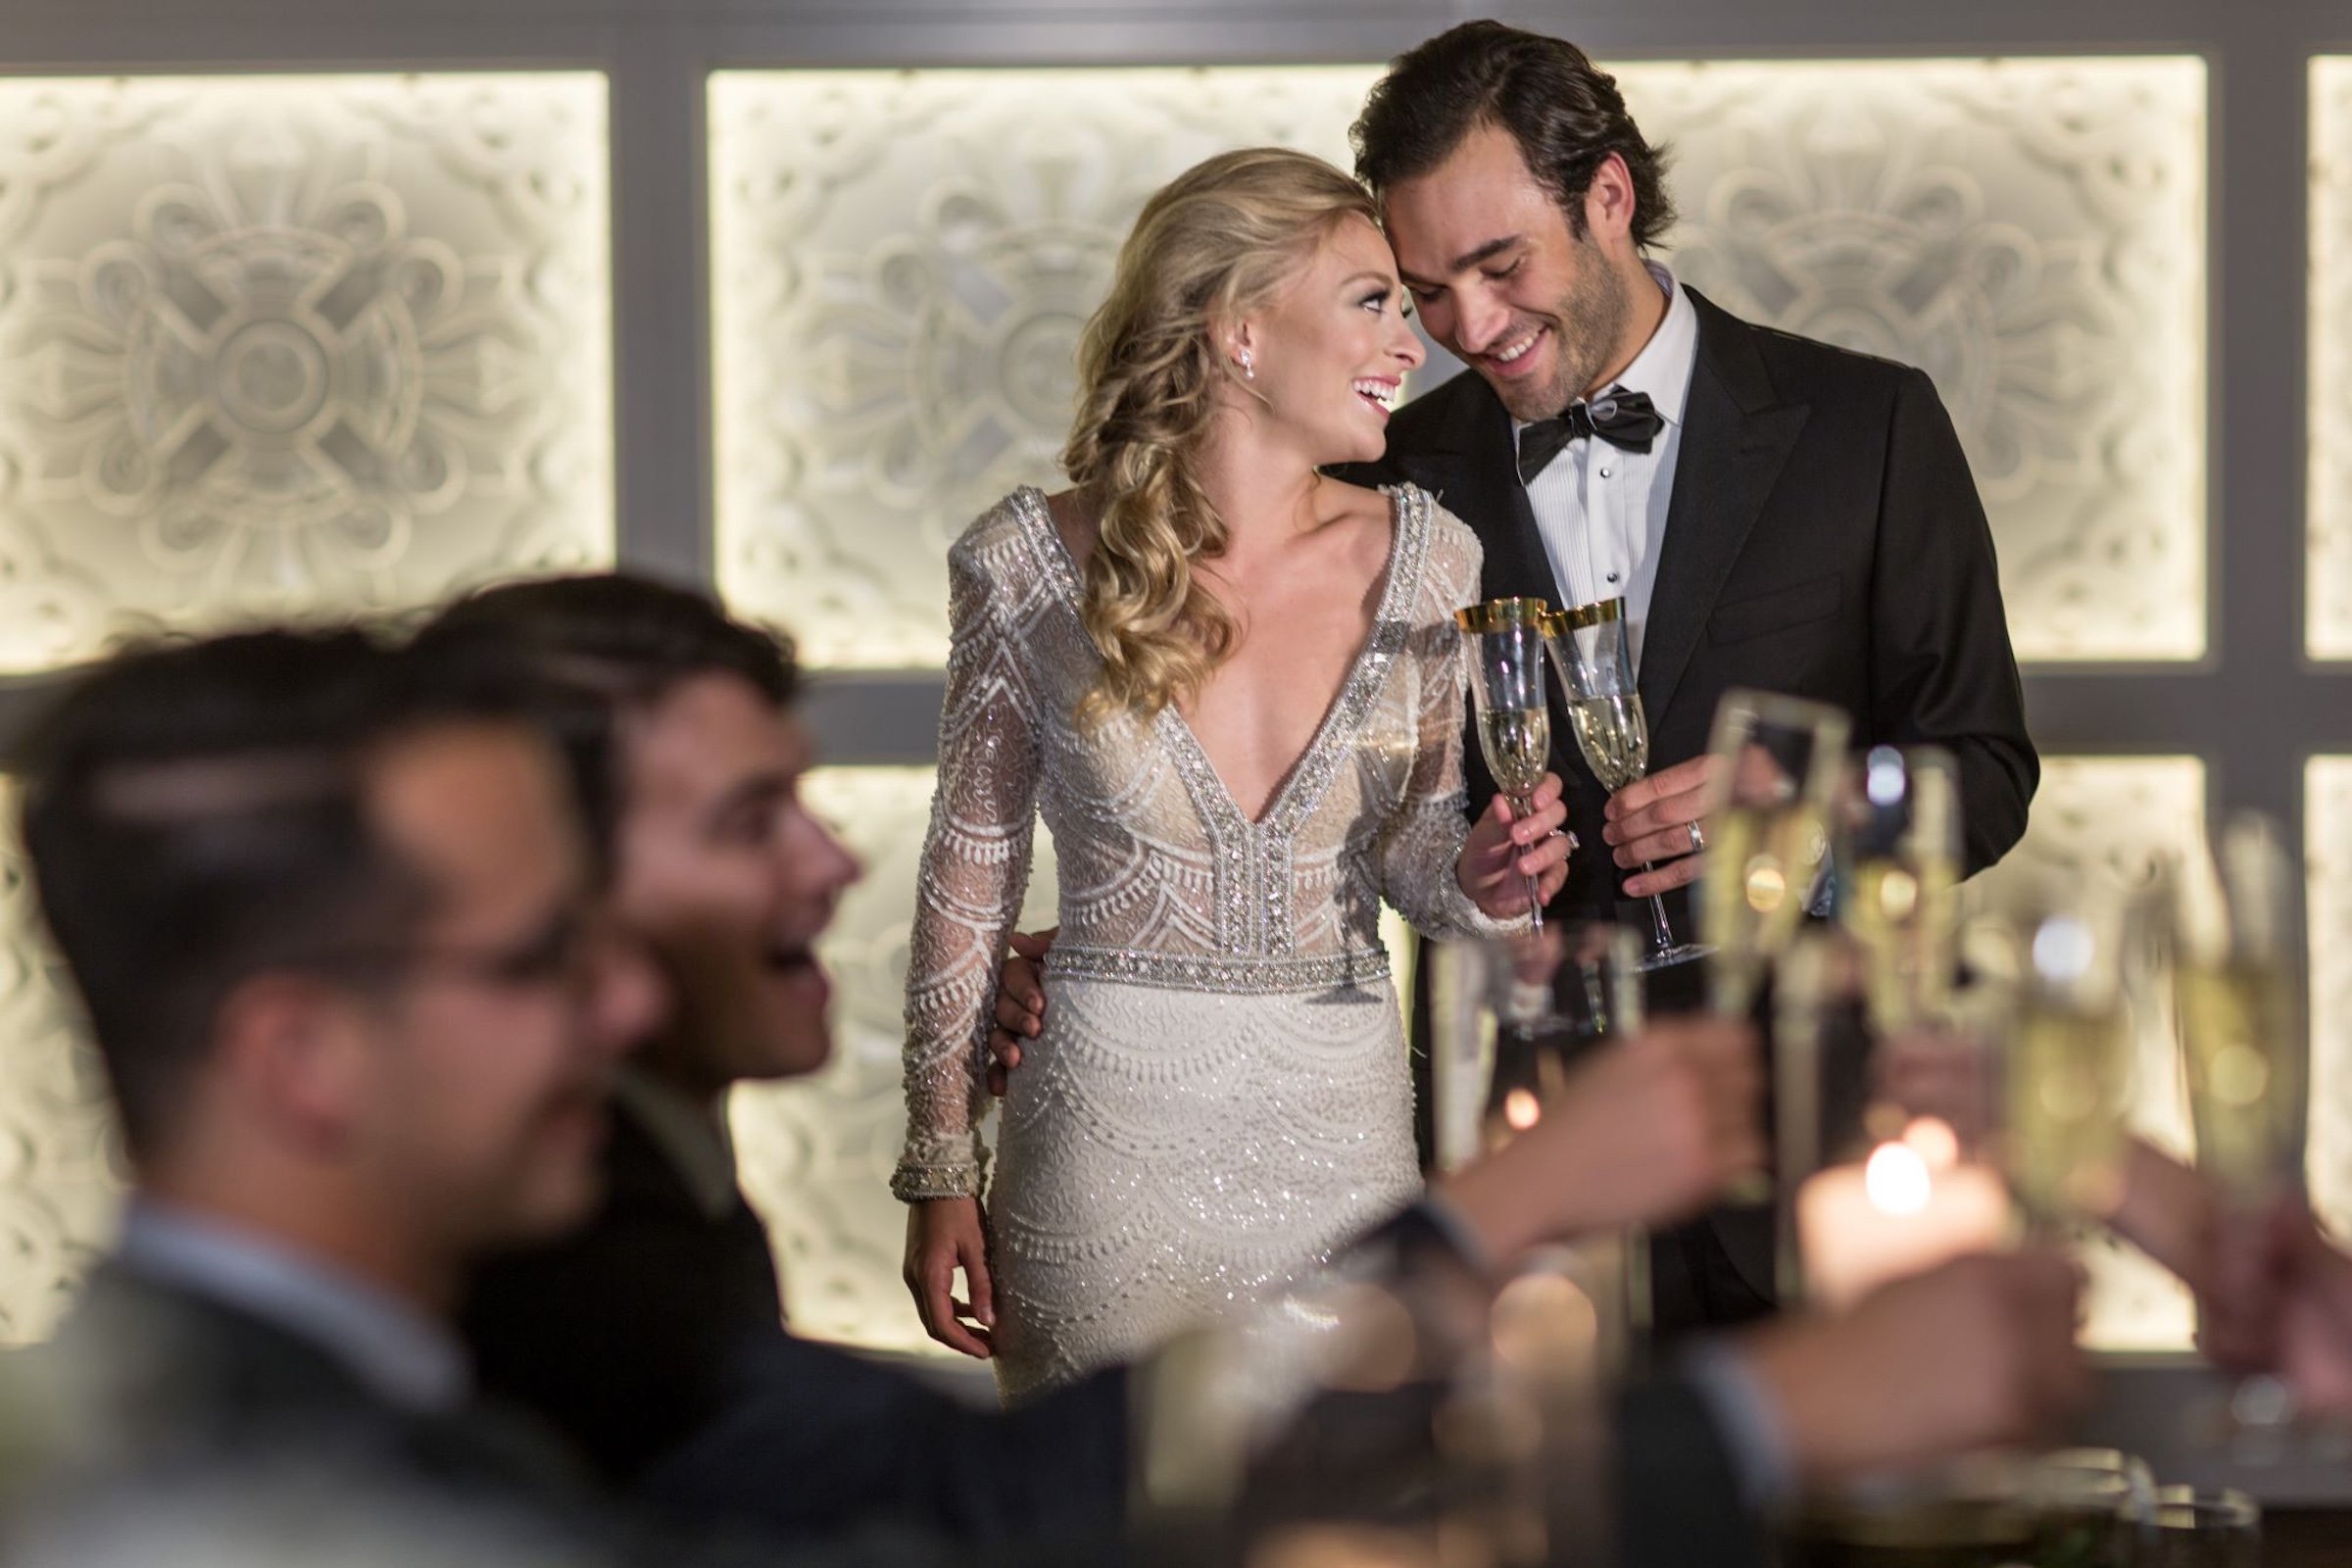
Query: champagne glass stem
xmin=1511 ymin=790 xmax=1545 ymax=932
xmin=1640 ymin=874 xmax=1677 ymax=957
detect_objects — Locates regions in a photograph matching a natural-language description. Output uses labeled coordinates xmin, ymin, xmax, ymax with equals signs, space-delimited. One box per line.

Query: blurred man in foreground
xmin=7 ymin=630 xmax=661 ymax=1559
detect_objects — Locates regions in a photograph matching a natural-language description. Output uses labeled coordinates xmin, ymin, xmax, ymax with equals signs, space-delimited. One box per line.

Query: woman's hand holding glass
xmin=1458 ymin=771 xmax=1575 ymax=920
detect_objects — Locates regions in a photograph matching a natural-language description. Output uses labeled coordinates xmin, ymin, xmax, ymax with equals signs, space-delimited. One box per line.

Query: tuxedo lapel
xmin=1638 ymin=289 xmax=1811 ymax=732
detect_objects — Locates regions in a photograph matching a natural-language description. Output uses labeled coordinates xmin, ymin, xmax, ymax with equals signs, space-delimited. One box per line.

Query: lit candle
xmin=1795 ymin=1117 xmax=2011 ymax=1310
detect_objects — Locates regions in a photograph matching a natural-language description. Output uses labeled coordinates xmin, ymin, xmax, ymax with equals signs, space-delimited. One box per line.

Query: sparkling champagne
xmin=1477 ymin=706 xmax=1550 ymax=797
xmin=2005 ymin=1005 xmax=2132 ymax=1223
xmin=1843 ymin=855 xmax=1960 ymax=1031
xmin=1566 ymin=694 xmax=1648 ymax=791
xmin=2176 ymin=959 xmax=2301 ymax=1200
xmin=1698 ymin=804 xmax=1828 ymax=960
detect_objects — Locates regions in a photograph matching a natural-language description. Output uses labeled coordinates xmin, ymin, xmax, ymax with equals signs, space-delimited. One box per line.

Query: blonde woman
xmin=893 ymin=148 xmax=1572 ymax=1397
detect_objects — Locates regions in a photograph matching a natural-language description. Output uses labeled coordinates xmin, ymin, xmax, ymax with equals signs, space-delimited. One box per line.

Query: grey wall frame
xmin=0 ymin=0 xmax=2343 ymax=843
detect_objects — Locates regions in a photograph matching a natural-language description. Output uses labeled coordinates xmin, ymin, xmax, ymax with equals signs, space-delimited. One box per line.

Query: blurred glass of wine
xmin=1837 ymin=746 xmax=1963 ymax=1035
xmin=1698 ymin=688 xmax=1851 ymax=1016
xmin=2171 ymin=813 xmax=2308 ymax=1205
xmin=1457 ymin=597 xmax=1553 ymax=931
xmin=1980 ymin=872 xmax=2137 ymax=1233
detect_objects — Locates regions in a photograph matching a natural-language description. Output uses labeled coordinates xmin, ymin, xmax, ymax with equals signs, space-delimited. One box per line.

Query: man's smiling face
xmin=1381 ymin=122 xmax=1637 ymax=422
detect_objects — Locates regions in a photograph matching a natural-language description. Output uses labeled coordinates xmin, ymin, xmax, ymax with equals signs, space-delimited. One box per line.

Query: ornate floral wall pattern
xmin=2313 ymin=63 xmax=2352 ymax=658
xmin=713 ymin=59 xmax=2203 ymax=669
xmin=0 ymin=75 xmax=613 ymax=671
xmin=0 ymin=789 xmax=124 ymax=1347
xmin=1622 ymin=59 xmax=2207 ymax=662
xmin=710 ymin=68 xmax=1381 ymax=668
xmin=728 ymin=768 xmax=1059 ymax=1352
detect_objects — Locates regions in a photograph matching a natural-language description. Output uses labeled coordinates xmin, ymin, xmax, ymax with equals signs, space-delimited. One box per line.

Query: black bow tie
xmin=1516 ymin=389 xmax=1665 ymax=482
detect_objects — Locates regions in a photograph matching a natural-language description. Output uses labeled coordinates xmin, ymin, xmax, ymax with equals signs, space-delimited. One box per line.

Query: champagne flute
xmin=1539 ymin=597 xmax=1708 ymax=971
xmin=1457 ymin=597 xmax=1553 ymax=931
xmin=1837 ymin=746 xmax=1963 ymax=1034
xmin=2173 ymin=813 xmax=2307 ymax=1206
xmin=1696 ymin=689 xmax=1851 ymax=1018
xmin=1987 ymin=873 xmax=2136 ymax=1237
xmin=2172 ymin=812 xmax=2309 ymax=1459
xmin=1428 ymin=923 xmax=1647 ymax=1380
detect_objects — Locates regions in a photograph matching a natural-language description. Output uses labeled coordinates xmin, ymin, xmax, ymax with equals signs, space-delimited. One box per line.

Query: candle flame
xmin=1864 ymin=1141 xmax=1933 ymax=1216
xmin=1503 ymin=1088 xmax=1541 ymax=1132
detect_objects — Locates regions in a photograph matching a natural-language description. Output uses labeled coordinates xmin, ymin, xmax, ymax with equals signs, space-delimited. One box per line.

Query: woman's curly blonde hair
xmin=1061 ymin=147 xmax=1380 ymax=723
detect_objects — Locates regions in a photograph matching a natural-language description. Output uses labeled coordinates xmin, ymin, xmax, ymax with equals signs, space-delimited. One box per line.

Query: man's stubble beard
xmin=1493 ymin=231 xmax=1635 ymax=423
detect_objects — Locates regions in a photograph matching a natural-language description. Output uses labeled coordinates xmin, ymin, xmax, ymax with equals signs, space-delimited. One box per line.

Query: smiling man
xmin=1344 ymin=22 xmax=2039 ymax=1329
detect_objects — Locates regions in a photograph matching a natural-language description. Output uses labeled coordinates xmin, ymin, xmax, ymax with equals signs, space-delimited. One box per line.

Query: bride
xmin=892 ymin=147 xmax=1572 ymax=1397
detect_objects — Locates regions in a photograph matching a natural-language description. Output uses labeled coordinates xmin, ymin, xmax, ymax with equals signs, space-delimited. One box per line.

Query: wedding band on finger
xmin=1687 ymin=820 xmax=1706 ymax=855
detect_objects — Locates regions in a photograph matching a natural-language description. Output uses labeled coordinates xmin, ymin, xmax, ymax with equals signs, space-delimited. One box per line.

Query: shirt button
xmin=1606 ymin=571 xmax=1621 ymax=583
xmin=1599 ymin=466 xmax=1612 ymax=478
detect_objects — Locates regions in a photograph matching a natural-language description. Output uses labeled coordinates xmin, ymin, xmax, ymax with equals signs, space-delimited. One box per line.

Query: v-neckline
xmin=1018 ymin=484 xmax=1422 ymax=834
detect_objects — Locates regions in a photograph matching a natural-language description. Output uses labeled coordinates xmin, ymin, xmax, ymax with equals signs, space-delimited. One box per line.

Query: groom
xmin=1343 ymin=22 xmax=2038 ymax=1326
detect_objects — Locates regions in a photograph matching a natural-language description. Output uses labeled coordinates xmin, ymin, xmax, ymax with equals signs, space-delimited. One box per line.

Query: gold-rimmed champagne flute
xmin=1457 ymin=597 xmax=1553 ymax=932
xmin=1697 ymin=689 xmax=1851 ymax=1018
xmin=1539 ymin=597 xmax=1708 ymax=971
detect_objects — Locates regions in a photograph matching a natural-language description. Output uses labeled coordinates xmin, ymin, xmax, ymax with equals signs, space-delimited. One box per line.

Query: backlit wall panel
xmin=709 ymin=67 xmax=1380 ymax=669
xmin=0 ymin=789 xmax=121 ymax=1347
xmin=0 ymin=75 xmax=613 ymax=670
xmin=2312 ymin=61 xmax=2352 ymax=657
xmin=713 ymin=59 xmax=2206 ymax=668
xmin=1624 ymin=58 xmax=2207 ymax=662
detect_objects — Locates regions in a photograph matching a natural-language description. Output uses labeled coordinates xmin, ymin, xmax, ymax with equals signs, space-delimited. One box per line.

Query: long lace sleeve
xmin=1376 ymin=506 xmax=1526 ymax=941
xmin=892 ymin=523 xmax=1044 ymax=1202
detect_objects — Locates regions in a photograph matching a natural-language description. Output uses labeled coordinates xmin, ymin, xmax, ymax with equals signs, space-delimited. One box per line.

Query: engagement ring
xmin=1687 ymin=820 xmax=1706 ymax=855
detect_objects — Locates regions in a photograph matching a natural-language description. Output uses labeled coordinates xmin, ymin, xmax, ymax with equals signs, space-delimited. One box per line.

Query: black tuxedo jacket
xmin=1348 ymin=284 xmax=2037 ymax=925
xmin=462 ymin=1090 xmax=1131 ymax=1543
xmin=29 ymin=1258 xmax=1081 ymax=1567
xmin=31 ymin=1260 xmax=595 ymax=1517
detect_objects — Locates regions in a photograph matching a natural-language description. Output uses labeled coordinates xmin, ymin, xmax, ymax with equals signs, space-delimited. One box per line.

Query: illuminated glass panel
xmin=713 ymin=59 xmax=2205 ymax=668
xmin=0 ymin=74 xmax=613 ymax=671
xmin=0 ymin=787 xmax=122 ymax=1346
xmin=2312 ymin=62 xmax=2352 ymax=657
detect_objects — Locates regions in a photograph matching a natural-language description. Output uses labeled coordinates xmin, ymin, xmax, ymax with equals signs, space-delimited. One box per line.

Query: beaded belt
xmin=1045 ymin=943 xmax=1392 ymax=996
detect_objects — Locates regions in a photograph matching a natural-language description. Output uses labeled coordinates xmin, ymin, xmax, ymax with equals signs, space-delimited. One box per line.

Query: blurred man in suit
xmin=1342 ymin=21 xmax=2037 ymax=1329
xmin=10 ymin=629 xmax=664 ymax=1553
xmin=432 ymin=577 xmax=1137 ymax=1544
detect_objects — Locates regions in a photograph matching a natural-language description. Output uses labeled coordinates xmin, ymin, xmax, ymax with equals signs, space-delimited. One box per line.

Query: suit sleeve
xmin=1869 ymin=367 xmax=2038 ymax=873
xmin=638 ymin=1334 xmax=1127 ymax=1547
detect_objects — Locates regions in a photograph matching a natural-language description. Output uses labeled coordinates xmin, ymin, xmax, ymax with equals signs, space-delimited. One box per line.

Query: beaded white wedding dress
xmin=893 ymin=482 xmax=1515 ymax=1399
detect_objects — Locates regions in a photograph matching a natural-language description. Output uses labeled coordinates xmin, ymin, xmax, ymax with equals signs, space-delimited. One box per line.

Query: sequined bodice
xmin=894 ymin=484 xmax=1508 ymax=1200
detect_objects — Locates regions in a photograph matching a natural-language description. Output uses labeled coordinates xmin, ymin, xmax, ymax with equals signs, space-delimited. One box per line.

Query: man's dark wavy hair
xmin=1351 ymin=21 xmax=1676 ymax=251
xmin=16 ymin=627 xmax=590 ymax=1163
xmin=415 ymin=573 xmax=800 ymax=854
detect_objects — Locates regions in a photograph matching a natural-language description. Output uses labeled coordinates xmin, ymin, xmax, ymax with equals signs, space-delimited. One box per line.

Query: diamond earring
xmin=1239 ymin=350 xmax=1254 ymax=380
